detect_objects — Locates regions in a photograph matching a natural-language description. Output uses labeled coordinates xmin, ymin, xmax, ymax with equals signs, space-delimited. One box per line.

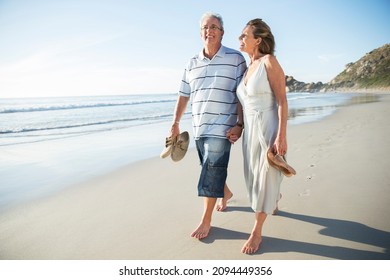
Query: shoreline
xmin=321 ymin=88 xmax=390 ymax=94
xmin=0 ymin=92 xmax=382 ymax=211
xmin=0 ymin=93 xmax=376 ymax=211
xmin=0 ymin=94 xmax=389 ymax=259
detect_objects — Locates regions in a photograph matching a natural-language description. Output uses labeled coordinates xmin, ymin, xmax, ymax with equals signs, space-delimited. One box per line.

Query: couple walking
xmin=167 ymin=12 xmax=291 ymax=254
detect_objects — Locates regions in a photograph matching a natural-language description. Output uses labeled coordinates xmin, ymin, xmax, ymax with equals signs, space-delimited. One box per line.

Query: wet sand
xmin=0 ymin=94 xmax=389 ymax=260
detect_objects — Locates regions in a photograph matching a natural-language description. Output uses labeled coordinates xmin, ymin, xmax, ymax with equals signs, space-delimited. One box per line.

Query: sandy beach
xmin=0 ymin=94 xmax=389 ymax=260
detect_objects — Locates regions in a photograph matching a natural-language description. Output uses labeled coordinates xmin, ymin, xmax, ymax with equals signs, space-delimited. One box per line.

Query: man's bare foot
xmin=216 ymin=190 xmax=233 ymax=211
xmin=241 ymin=234 xmax=262 ymax=254
xmin=191 ymin=222 xmax=211 ymax=239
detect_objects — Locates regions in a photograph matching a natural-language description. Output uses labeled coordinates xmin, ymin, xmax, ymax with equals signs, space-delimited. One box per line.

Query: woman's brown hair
xmin=247 ymin=18 xmax=275 ymax=55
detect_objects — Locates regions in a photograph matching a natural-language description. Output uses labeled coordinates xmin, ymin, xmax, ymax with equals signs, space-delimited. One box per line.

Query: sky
xmin=0 ymin=0 xmax=389 ymax=98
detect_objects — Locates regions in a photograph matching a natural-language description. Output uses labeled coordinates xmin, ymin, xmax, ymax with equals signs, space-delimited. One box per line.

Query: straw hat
xmin=267 ymin=147 xmax=296 ymax=177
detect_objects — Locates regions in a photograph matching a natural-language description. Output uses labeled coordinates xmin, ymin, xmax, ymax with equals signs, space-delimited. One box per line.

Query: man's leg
xmin=192 ymin=137 xmax=231 ymax=239
xmin=216 ymin=184 xmax=233 ymax=211
xmin=191 ymin=197 xmax=217 ymax=239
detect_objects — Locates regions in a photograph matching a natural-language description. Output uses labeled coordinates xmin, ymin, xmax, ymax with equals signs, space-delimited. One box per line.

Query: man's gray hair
xmin=200 ymin=12 xmax=224 ymax=30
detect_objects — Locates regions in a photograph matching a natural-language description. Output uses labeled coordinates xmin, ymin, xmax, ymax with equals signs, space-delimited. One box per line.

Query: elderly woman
xmin=234 ymin=18 xmax=289 ymax=254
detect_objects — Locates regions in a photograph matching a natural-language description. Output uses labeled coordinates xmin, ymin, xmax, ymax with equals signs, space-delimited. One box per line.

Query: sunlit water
xmin=0 ymin=92 xmax=379 ymax=209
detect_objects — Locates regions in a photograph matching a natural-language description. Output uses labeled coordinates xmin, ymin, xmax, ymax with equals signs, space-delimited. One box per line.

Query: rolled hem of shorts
xmin=198 ymin=190 xmax=224 ymax=198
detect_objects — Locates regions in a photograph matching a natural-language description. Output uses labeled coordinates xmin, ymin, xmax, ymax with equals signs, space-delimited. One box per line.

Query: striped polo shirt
xmin=179 ymin=45 xmax=247 ymax=139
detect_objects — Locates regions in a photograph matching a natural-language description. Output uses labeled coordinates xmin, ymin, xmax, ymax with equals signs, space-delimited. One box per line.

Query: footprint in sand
xmin=299 ymin=189 xmax=311 ymax=197
xmin=306 ymin=174 xmax=315 ymax=180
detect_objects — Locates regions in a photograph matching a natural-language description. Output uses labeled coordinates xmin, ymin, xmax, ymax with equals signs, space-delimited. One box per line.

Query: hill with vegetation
xmin=286 ymin=43 xmax=390 ymax=93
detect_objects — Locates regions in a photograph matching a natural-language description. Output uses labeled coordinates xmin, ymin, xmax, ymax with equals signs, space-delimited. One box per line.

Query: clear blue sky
xmin=0 ymin=0 xmax=389 ymax=98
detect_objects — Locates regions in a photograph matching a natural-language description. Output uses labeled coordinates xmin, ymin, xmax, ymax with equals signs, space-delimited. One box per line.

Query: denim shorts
xmin=195 ymin=137 xmax=232 ymax=198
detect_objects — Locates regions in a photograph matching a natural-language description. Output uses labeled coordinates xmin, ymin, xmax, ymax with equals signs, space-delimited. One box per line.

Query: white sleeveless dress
xmin=237 ymin=60 xmax=283 ymax=213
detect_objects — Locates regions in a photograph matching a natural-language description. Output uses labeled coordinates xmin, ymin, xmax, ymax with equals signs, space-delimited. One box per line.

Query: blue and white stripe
xmin=179 ymin=45 xmax=247 ymax=139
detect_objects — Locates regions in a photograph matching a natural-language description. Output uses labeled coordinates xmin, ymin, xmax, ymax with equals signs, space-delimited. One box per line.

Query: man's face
xmin=200 ymin=17 xmax=224 ymax=47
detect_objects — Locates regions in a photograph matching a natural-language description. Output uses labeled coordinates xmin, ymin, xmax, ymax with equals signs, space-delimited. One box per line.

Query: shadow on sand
xmin=224 ymin=206 xmax=253 ymax=213
xmin=202 ymin=210 xmax=390 ymax=259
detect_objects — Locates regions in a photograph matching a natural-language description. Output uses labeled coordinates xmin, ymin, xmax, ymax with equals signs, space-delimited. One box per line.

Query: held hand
xmin=273 ymin=136 xmax=287 ymax=156
xmin=228 ymin=133 xmax=239 ymax=144
xmin=170 ymin=123 xmax=180 ymax=139
xmin=226 ymin=126 xmax=243 ymax=144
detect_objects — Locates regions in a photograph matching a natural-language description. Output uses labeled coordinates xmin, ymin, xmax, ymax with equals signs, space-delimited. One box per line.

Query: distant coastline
xmin=286 ymin=43 xmax=390 ymax=93
xmin=286 ymin=75 xmax=390 ymax=93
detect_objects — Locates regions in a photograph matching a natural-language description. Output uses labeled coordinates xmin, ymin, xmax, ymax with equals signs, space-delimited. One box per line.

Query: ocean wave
xmin=0 ymin=99 xmax=176 ymax=114
xmin=0 ymin=113 xmax=175 ymax=135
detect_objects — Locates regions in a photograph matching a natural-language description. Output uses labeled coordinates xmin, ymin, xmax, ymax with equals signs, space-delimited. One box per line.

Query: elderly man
xmin=168 ymin=12 xmax=246 ymax=239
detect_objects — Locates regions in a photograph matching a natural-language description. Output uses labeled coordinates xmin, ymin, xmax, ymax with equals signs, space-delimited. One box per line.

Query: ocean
xmin=0 ymin=92 xmax=376 ymax=209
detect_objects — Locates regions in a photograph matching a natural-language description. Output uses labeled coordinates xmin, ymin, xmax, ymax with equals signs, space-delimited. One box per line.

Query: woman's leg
xmin=242 ymin=212 xmax=267 ymax=254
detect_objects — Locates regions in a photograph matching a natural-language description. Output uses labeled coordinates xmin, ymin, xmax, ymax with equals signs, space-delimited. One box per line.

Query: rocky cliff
xmin=285 ymin=76 xmax=324 ymax=93
xmin=285 ymin=43 xmax=390 ymax=93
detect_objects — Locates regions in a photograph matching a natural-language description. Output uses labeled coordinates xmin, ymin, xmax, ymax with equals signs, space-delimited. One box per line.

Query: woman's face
xmin=239 ymin=25 xmax=259 ymax=54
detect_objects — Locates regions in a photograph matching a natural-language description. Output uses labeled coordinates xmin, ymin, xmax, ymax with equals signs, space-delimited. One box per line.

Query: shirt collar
xmin=199 ymin=45 xmax=226 ymax=60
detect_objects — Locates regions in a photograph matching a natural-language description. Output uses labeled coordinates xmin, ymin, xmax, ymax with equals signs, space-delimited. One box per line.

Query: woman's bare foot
xmin=241 ymin=234 xmax=262 ymax=254
xmin=191 ymin=222 xmax=211 ymax=239
xmin=272 ymin=193 xmax=282 ymax=215
xmin=216 ymin=187 xmax=233 ymax=211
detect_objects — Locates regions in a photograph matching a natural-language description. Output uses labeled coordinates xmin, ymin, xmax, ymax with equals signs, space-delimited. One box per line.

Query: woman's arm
xmin=264 ymin=54 xmax=288 ymax=155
